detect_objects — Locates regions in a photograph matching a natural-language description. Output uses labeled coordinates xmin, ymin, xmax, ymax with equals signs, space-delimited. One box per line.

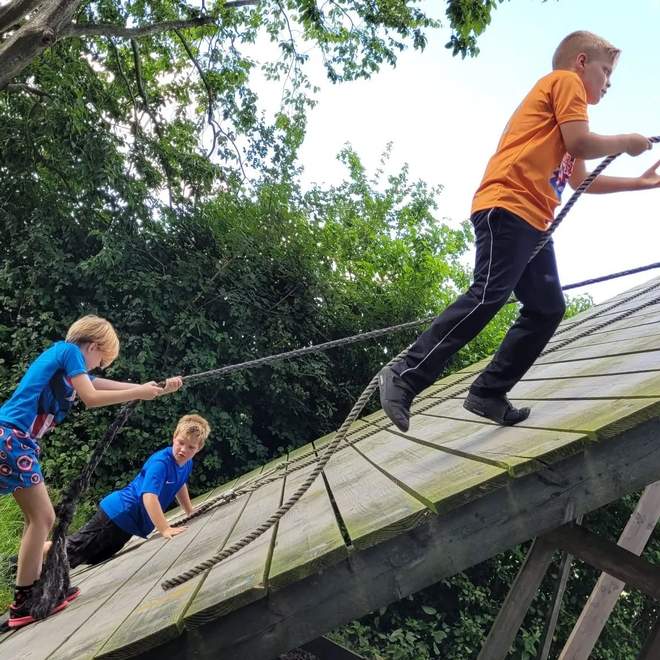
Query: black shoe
xmin=378 ymin=366 xmax=416 ymax=432
xmin=463 ymin=392 xmax=530 ymax=426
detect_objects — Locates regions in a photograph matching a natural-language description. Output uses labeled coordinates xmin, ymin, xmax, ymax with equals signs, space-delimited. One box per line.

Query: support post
xmin=559 ymin=482 xmax=660 ymax=660
xmin=544 ymin=524 xmax=660 ymax=601
xmin=477 ymin=538 xmax=556 ymax=660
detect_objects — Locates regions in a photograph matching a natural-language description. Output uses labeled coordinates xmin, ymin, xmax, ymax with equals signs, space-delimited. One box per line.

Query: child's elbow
xmin=78 ymin=393 xmax=102 ymax=409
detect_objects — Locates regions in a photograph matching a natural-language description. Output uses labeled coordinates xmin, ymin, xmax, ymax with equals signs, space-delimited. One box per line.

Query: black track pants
xmin=392 ymin=207 xmax=566 ymax=396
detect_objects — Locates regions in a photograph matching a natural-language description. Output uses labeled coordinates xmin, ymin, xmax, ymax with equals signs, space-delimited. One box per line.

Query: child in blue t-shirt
xmin=41 ymin=414 xmax=210 ymax=567
xmin=0 ymin=315 xmax=182 ymax=628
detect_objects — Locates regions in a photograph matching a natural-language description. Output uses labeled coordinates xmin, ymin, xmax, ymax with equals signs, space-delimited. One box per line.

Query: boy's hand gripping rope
xmin=531 ymin=136 xmax=660 ymax=259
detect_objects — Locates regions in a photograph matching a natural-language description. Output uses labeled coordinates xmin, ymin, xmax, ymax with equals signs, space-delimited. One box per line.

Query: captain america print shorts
xmin=0 ymin=425 xmax=43 ymax=495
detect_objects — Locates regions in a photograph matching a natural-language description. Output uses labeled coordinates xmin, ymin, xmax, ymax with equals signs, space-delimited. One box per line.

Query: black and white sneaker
xmin=463 ymin=392 xmax=530 ymax=426
xmin=378 ymin=366 xmax=416 ymax=432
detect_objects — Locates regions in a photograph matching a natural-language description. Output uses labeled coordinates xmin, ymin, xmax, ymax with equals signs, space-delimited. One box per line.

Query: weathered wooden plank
xmin=523 ymin=349 xmax=660 ymax=381
xmin=536 ymin=548 xmax=574 ymax=660
xmin=154 ymin=400 xmax=660 ymax=659
xmin=422 ymin=394 xmax=660 ymax=441
xmin=312 ymin=432 xmax=428 ymax=551
xmin=95 ymin=456 xmax=292 ymax=659
xmin=535 ymin=335 xmax=660 ymax=366
xmin=543 ymin=525 xmax=660 ymax=600
xmin=90 ymin=476 xmax=254 ymax=660
xmin=361 ymin=408 xmax=585 ymax=489
xmin=267 ymin=444 xmax=347 ymax=591
xmin=509 ymin=370 xmax=660 ymax=401
xmin=349 ymin=424 xmax=508 ymax=513
xmin=0 ymin=530 xmax=145 ymax=651
xmin=544 ymin=325 xmax=660 ymax=359
xmin=558 ymin=482 xmax=660 ymax=660
xmin=477 ymin=538 xmax=555 ymax=660
xmin=0 ymin=529 xmax=168 ymax=660
xmin=550 ymin=300 xmax=660 ymax=334
xmin=547 ymin=312 xmax=660 ymax=346
xmin=181 ymin=455 xmax=287 ymax=629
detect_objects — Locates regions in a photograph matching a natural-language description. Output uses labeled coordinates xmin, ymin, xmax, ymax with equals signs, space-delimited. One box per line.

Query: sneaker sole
xmin=463 ymin=399 xmax=529 ymax=427
xmin=8 ymin=599 xmax=70 ymax=629
xmin=65 ymin=587 xmax=81 ymax=603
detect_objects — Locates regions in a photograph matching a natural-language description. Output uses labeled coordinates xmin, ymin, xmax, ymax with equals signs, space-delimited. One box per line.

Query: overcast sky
xmin=287 ymin=0 xmax=660 ymax=303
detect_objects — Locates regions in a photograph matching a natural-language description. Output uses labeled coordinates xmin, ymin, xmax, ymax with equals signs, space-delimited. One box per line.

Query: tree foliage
xmin=0 ymin=81 xmax=485 ymax=501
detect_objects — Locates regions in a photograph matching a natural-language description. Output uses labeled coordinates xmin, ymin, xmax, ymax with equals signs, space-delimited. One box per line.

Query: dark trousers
xmin=66 ymin=508 xmax=132 ymax=569
xmin=393 ymin=207 xmax=566 ymax=396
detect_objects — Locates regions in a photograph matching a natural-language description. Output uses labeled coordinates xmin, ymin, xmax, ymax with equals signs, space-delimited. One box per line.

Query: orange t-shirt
xmin=471 ymin=70 xmax=589 ymax=231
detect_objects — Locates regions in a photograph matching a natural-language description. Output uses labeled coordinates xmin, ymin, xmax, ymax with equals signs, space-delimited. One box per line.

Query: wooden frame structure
xmin=3 ymin=279 xmax=660 ymax=659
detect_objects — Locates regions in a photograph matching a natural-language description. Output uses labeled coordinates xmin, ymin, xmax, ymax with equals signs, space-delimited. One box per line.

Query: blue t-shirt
xmin=100 ymin=447 xmax=193 ymax=538
xmin=0 ymin=341 xmax=88 ymax=439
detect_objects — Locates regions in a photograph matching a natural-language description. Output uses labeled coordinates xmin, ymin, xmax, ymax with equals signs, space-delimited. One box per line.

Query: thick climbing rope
xmin=531 ymin=136 xmax=660 ymax=258
xmin=160 ymin=139 xmax=660 ymax=590
xmin=561 ymin=261 xmax=660 ymax=292
xmin=30 ymin=403 xmax=136 ymax=619
xmin=28 ymin=139 xmax=660 ymax=611
xmin=161 ymin=274 xmax=660 ymax=590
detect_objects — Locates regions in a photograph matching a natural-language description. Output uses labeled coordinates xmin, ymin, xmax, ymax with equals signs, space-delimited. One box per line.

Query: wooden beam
xmin=543 ymin=524 xmax=660 ymax=600
xmin=536 ymin=520 xmax=580 ymax=660
xmin=559 ymin=482 xmax=660 ymax=660
xmin=477 ymin=538 xmax=556 ymax=660
xmin=135 ymin=413 xmax=660 ymax=660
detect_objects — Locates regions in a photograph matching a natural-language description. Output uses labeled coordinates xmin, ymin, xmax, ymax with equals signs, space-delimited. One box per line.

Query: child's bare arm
xmin=569 ymin=158 xmax=660 ymax=193
xmin=91 ymin=378 xmax=143 ymax=391
xmin=561 ymin=121 xmax=651 ymax=159
xmin=93 ymin=376 xmax=182 ymax=393
xmin=71 ymin=373 xmax=163 ymax=408
xmin=142 ymin=493 xmax=187 ymax=539
xmin=175 ymin=485 xmax=194 ymax=516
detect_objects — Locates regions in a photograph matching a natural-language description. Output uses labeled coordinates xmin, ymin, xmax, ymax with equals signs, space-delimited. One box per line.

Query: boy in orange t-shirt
xmin=380 ymin=31 xmax=660 ymax=431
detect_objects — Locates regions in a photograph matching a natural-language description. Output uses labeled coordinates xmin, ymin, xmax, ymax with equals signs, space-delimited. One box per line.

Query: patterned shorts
xmin=0 ymin=425 xmax=43 ymax=495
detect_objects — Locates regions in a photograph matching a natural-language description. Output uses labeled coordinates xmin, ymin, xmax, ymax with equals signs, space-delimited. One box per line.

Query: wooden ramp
xmin=4 ymin=277 xmax=660 ymax=659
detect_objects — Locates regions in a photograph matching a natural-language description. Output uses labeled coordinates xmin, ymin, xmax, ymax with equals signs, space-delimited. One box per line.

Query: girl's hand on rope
xmin=160 ymin=525 xmax=187 ymax=540
xmin=160 ymin=376 xmax=183 ymax=395
xmin=137 ymin=382 xmax=165 ymax=400
xmin=638 ymin=159 xmax=660 ymax=188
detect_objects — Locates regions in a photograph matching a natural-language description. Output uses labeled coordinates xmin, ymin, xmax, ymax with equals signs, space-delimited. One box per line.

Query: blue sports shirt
xmin=0 ymin=341 xmax=88 ymax=439
xmin=100 ymin=447 xmax=193 ymax=538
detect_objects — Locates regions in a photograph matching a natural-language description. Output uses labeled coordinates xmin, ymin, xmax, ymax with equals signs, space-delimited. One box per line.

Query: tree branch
xmin=5 ymin=81 xmax=51 ymax=97
xmin=131 ymin=37 xmax=175 ymax=208
xmin=0 ymin=0 xmax=43 ymax=35
xmin=172 ymin=27 xmax=218 ymax=158
xmin=63 ymin=1 xmax=258 ymax=39
xmin=0 ymin=0 xmax=83 ymax=90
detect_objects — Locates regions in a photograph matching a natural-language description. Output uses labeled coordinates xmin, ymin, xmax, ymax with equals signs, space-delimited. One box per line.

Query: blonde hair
xmin=174 ymin=414 xmax=211 ymax=447
xmin=66 ymin=315 xmax=119 ymax=366
xmin=552 ymin=31 xmax=620 ymax=70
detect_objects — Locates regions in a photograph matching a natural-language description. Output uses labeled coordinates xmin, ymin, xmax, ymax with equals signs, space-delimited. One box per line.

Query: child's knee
xmin=550 ymin=298 xmax=567 ymax=323
xmin=28 ymin=505 xmax=55 ymax=532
